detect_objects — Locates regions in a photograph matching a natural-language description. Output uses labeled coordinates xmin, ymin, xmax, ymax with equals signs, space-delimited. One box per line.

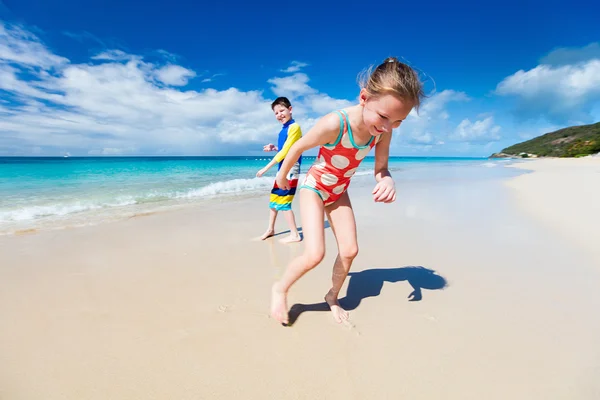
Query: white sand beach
xmin=1 ymin=159 xmax=600 ymax=399
xmin=506 ymin=157 xmax=600 ymax=264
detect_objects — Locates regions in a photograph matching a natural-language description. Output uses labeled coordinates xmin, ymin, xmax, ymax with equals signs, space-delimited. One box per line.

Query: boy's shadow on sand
xmin=287 ymin=266 xmax=448 ymax=326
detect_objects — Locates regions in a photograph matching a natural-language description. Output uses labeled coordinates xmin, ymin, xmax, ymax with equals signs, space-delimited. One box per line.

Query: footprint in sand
xmin=218 ymin=305 xmax=230 ymax=313
xmin=218 ymin=305 xmax=267 ymax=316
xmin=341 ymin=319 xmax=362 ymax=336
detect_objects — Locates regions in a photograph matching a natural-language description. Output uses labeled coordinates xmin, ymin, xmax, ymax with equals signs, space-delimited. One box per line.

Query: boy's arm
xmin=256 ymin=125 xmax=302 ymax=176
xmin=273 ymin=124 xmax=302 ymax=163
xmin=257 ymin=158 xmax=280 ymax=176
xmin=263 ymin=143 xmax=278 ymax=152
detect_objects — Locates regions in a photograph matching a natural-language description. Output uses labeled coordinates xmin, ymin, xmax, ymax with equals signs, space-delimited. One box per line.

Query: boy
xmin=256 ymin=97 xmax=302 ymax=243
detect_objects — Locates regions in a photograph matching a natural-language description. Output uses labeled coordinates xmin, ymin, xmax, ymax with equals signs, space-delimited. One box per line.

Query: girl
xmin=270 ymin=57 xmax=425 ymax=325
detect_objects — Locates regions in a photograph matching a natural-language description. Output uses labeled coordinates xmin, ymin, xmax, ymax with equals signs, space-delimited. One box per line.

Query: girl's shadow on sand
xmin=287 ymin=266 xmax=448 ymax=326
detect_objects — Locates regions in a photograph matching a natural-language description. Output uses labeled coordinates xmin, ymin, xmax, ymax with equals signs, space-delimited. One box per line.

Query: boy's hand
xmin=276 ymin=175 xmax=290 ymax=190
xmin=263 ymin=143 xmax=277 ymax=152
xmin=372 ymin=177 xmax=396 ymax=203
xmin=256 ymin=168 xmax=268 ymax=177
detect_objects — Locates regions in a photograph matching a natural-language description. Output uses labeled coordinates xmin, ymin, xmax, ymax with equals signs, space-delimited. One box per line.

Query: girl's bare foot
xmin=270 ymin=283 xmax=289 ymax=325
xmin=279 ymin=234 xmax=302 ymax=244
xmin=325 ymin=291 xmax=349 ymax=323
xmin=260 ymin=229 xmax=275 ymax=240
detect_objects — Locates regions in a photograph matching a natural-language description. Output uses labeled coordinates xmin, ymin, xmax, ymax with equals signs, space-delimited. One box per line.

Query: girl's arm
xmin=374 ymin=131 xmax=392 ymax=181
xmin=372 ymin=131 xmax=396 ymax=203
xmin=257 ymin=125 xmax=302 ymax=177
xmin=276 ymin=113 xmax=340 ymax=186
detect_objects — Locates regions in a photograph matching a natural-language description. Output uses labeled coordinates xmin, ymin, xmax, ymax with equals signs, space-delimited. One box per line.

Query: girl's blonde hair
xmin=359 ymin=57 xmax=425 ymax=110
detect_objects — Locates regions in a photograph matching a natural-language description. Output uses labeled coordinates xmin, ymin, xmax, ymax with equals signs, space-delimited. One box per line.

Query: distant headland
xmin=490 ymin=121 xmax=600 ymax=158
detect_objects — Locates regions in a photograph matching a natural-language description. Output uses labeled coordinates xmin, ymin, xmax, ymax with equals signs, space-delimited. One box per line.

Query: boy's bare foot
xmin=260 ymin=229 xmax=275 ymax=240
xmin=279 ymin=234 xmax=302 ymax=244
xmin=325 ymin=291 xmax=349 ymax=323
xmin=271 ymin=283 xmax=289 ymax=325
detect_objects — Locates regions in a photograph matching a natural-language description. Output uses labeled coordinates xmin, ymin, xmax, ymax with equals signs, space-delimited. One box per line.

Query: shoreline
xmin=0 ymin=160 xmax=502 ymax=237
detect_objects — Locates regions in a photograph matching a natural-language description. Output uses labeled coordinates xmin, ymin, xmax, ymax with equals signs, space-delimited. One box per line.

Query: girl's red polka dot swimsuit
xmin=300 ymin=109 xmax=381 ymax=206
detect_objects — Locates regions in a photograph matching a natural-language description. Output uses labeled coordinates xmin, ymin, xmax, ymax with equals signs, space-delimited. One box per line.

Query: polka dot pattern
xmin=344 ymin=168 xmax=357 ymax=178
xmin=340 ymin=133 xmax=353 ymax=149
xmin=333 ymin=184 xmax=346 ymax=195
xmin=301 ymin=109 xmax=379 ymax=206
xmin=320 ymin=173 xmax=338 ymax=186
xmin=331 ymin=155 xmax=350 ymax=169
xmin=304 ymin=174 xmax=317 ymax=187
xmin=355 ymin=146 xmax=371 ymax=160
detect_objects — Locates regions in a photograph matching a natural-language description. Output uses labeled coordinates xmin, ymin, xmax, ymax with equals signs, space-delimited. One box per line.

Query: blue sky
xmin=0 ymin=0 xmax=599 ymax=157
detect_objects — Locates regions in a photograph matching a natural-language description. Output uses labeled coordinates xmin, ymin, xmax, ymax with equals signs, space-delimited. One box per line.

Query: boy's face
xmin=273 ymin=104 xmax=292 ymax=124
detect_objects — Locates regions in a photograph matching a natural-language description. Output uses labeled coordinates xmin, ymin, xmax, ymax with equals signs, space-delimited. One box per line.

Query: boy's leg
xmin=271 ymin=189 xmax=325 ymax=325
xmin=279 ymin=210 xmax=301 ymax=243
xmin=278 ymin=161 xmax=301 ymax=244
xmin=324 ymin=191 xmax=358 ymax=323
xmin=260 ymin=208 xmax=277 ymax=240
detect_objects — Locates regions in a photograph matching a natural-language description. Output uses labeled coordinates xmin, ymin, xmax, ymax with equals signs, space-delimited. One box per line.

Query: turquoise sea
xmin=0 ymin=156 xmax=522 ymax=234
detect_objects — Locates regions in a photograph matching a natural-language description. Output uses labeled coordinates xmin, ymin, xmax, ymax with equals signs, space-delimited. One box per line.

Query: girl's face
xmin=360 ymin=89 xmax=413 ymax=137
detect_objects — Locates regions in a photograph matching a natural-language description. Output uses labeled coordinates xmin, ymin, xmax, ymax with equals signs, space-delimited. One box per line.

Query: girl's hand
xmin=276 ymin=174 xmax=290 ymax=190
xmin=263 ymin=143 xmax=277 ymax=152
xmin=372 ymin=177 xmax=396 ymax=203
xmin=256 ymin=168 xmax=268 ymax=177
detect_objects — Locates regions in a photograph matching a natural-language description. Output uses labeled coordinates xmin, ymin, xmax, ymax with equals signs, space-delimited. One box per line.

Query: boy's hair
xmin=359 ymin=57 xmax=425 ymax=111
xmin=271 ymin=96 xmax=292 ymax=110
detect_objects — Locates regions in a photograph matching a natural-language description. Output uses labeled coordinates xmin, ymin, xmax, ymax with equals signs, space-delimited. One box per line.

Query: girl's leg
xmin=279 ymin=210 xmax=301 ymax=243
xmin=260 ymin=208 xmax=278 ymax=240
xmin=324 ymin=191 xmax=358 ymax=323
xmin=271 ymin=189 xmax=325 ymax=324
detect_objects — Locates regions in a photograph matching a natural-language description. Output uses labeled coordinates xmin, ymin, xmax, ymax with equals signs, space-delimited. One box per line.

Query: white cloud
xmin=91 ymin=49 xmax=136 ymax=61
xmin=0 ymin=21 xmax=501 ymax=157
xmin=201 ymin=73 xmax=224 ymax=83
xmin=155 ymin=49 xmax=179 ymax=63
xmin=398 ymin=90 xmax=470 ymax=146
xmin=0 ymin=22 xmax=287 ymax=154
xmin=496 ymin=61 xmax=600 ymax=100
xmin=64 ymin=31 xmax=107 ymax=47
xmin=418 ymin=90 xmax=470 ymax=115
xmin=412 ymin=132 xmax=434 ymax=144
xmin=281 ymin=61 xmax=309 ymax=73
xmin=540 ymin=42 xmax=600 ymax=66
xmin=388 ymin=89 xmax=504 ymax=154
xmin=0 ymin=22 xmax=67 ymax=68
xmin=268 ymin=73 xmax=317 ymax=98
xmin=496 ymin=44 xmax=600 ymax=123
xmin=155 ymin=64 xmax=196 ymax=86
xmin=451 ymin=117 xmax=501 ymax=142
xmin=0 ymin=23 xmax=341 ymax=156
xmin=302 ymin=94 xmax=353 ymax=115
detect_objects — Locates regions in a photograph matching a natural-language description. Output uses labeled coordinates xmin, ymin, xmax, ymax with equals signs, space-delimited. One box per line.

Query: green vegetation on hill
xmin=490 ymin=122 xmax=600 ymax=158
